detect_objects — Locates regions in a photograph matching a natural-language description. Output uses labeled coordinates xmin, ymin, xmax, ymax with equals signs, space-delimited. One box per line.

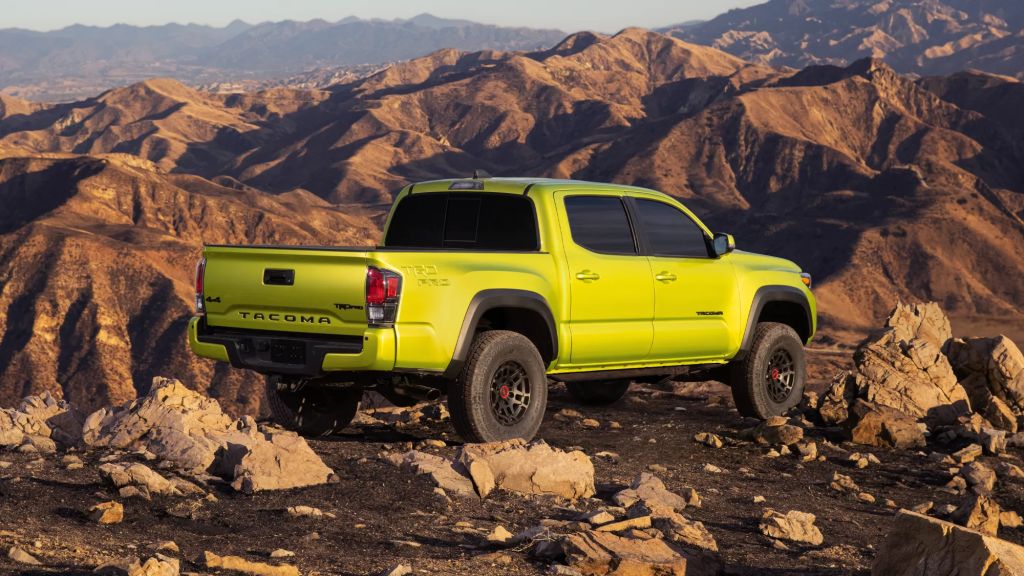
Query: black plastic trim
xmin=734 ymin=285 xmax=813 ymax=360
xmin=442 ymin=289 xmax=558 ymax=379
xmin=196 ymin=318 xmax=363 ymax=377
xmin=550 ymin=363 xmax=722 ymax=383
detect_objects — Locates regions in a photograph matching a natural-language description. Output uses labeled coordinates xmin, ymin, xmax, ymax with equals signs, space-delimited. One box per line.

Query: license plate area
xmin=270 ymin=340 xmax=306 ymax=365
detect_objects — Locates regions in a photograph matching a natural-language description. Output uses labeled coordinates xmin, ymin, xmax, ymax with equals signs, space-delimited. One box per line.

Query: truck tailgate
xmin=201 ymin=246 xmax=373 ymax=337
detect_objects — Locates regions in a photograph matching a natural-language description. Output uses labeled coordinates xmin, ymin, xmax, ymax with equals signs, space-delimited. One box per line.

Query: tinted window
xmin=564 ymin=196 xmax=636 ymax=255
xmin=384 ymin=193 xmax=539 ymax=250
xmin=635 ymin=199 xmax=709 ymax=258
xmin=384 ymin=194 xmax=446 ymax=248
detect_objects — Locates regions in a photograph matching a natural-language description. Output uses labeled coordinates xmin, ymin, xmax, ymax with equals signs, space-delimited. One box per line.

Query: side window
xmin=634 ymin=198 xmax=710 ymax=258
xmin=564 ymin=196 xmax=636 ymax=255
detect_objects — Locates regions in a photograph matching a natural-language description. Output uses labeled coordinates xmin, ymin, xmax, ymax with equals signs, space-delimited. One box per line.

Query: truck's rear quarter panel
xmin=374 ymin=251 xmax=560 ymax=373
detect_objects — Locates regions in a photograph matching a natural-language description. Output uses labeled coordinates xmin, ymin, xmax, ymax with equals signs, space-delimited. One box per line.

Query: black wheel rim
xmin=490 ymin=361 xmax=531 ymax=426
xmin=764 ymin=348 xmax=796 ymax=403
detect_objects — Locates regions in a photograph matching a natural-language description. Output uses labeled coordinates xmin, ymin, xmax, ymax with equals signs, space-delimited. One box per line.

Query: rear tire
xmin=265 ymin=376 xmax=361 ymax=437
xmin=448 ymin=330 xmax=548 ymax=443
xmin=728 ymin=322 xmax=806 ymax=419
xmin=565 ymin=380 xmax=630 ymax=406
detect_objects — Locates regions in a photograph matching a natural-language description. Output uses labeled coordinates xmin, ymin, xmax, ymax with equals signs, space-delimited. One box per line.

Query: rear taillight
xmin=366 ymin=266 xmax=401 ymax=325
xmin=195 ymin=257 xmax=206 ymax=314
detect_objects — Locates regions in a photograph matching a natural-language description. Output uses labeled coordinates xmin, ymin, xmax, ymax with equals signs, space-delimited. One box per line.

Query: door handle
xmin=655 ymin=272 xmax=677 ymax=282
xmin=575 ymin=270 xmax=601 ymax=282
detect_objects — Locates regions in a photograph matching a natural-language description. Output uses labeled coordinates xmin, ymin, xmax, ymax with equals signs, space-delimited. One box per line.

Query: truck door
xmin=629 ymin=197 xmax=737 ymax=361
xmin=556 ymin=193 xmax=654 ymax=366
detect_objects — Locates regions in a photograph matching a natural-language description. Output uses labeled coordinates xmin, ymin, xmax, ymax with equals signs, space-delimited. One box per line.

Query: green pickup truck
xmin=189 ymin=177 xmax=816 ymax=442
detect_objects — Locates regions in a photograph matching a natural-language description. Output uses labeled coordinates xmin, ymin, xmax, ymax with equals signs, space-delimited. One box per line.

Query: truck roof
xmin=407 ymin=177 xmax=670 ymax=197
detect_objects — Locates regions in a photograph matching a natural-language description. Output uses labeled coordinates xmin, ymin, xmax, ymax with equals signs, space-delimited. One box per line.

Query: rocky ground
xmin=1 ymin=302 xmax=1024 ymax=576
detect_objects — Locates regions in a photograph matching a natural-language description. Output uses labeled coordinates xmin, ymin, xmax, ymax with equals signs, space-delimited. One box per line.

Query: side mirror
xmin=712 ymin=233 xmax=735 ymax=257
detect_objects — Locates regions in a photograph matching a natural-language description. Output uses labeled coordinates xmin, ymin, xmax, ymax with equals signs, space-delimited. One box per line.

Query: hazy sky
xmin=2 ymin=0 xmax=763 ymax=32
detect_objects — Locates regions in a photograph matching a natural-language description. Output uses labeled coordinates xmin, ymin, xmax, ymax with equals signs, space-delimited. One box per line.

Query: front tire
xmin=265 ymin=376 xmax=361 ymax=437
xmin=448 ymin=330 xmax=548 ymax=443
xmin=565 ymin=380 xmax=630 ymax=406
xmin=728 ymin=322 xmax=806 ymax=419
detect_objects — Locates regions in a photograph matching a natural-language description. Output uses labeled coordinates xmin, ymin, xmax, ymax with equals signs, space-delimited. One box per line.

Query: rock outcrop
xmin=815 ymin=302 xmax=1024 ymax=446
xmin=850 ymin=302 xmax=970 ymax=425
xmin=872 ymin=510 xmax=1024 ymax=575
xmin=83 ymin=377 xmax=334 ymax=492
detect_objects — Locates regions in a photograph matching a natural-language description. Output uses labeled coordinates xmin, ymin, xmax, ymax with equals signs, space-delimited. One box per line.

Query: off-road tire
xmin=728 ymin=322 xmax=806 ymax=419
xmin=265 ymin=376 xmax=361 ymax=437
xmin=565 ymin=380 xmax=630 ymax=406
xmin=448 ymin=330 xmax=548 ymax=443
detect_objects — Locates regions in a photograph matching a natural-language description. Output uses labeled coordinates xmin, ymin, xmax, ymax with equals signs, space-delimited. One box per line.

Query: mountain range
xmin=667 ymin=0 xmax=1024 ymax=78
xmin=0 ymin=26 xmax=1022 ymax=413
xmin=0 ymin=14 xmax=565 ymax=101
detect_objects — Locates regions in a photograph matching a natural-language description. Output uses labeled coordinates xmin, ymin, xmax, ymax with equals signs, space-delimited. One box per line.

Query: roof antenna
xmin=472 ymin=169 xmax=492 ymax=179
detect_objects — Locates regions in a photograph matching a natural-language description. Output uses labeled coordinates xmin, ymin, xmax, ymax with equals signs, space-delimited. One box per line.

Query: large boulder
xmin=855 ymin=303 xmax=970 ymax=426
xmin=84 ymin=377 xmax=334 ymax=492
xmin=458 ymin=439 xmax=595 ymax=499
xmin=872 ymin=510 xmax=1024 ymax=575
xmin=814 ymin=302 xmax=973 ymax=439
xmin=948 ymin=336 xmax=1024 ymax=432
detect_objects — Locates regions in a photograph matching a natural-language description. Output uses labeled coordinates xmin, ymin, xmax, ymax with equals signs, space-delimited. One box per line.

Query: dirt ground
xmin=1 ymin=372 xmax=1022 ymax=576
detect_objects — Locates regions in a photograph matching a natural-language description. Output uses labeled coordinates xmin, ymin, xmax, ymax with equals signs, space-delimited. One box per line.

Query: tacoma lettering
xmin=238 ymin=311 xmax=331 ymax=325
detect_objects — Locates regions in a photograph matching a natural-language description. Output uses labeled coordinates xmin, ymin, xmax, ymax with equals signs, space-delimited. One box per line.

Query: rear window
xmin=384 ymin=193 xmax=539 ymax=250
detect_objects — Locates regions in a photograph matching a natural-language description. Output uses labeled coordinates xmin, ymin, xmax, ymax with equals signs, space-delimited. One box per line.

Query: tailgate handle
xmin=263 ymin=269 xmax=295 ymax=286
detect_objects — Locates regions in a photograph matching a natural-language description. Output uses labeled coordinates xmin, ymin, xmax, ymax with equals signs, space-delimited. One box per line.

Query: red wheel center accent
xmin=499 ymin=385 xmax=510 ymax=399
xmin=771 ymin=368 xmax=780 ymax=381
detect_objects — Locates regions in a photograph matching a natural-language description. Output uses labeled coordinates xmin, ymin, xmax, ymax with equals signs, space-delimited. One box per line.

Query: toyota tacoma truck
xmin=188 ymin=177 xmax=816 ymax=442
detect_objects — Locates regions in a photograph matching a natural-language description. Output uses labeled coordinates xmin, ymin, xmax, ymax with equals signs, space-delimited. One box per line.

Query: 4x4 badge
xmin=205 ymin=296 xmax=221 ymax=303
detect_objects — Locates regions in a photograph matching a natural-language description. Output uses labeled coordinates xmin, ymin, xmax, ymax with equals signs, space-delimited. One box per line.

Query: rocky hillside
xmin=0 ymin=28 xmax=1022 ymax=410
xmin=0 ymin=154 xmax=379 ymax=414
xmin=667 ymin=0 xmax=1024 ymax=79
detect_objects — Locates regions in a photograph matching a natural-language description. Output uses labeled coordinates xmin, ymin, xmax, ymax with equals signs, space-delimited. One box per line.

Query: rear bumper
xmin=187 ymin=317 xmax=396 ymax=376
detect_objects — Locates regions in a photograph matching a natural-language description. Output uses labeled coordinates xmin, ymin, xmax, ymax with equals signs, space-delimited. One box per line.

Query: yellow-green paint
xmin=188 ymin=178 xmax=816 ymax=375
